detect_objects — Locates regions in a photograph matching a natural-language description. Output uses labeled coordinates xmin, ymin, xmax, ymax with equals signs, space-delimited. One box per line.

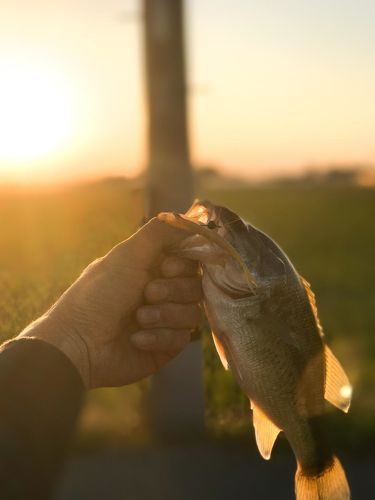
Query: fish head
xmin=159 ymin=200 xmax=289 ymax=299
xmin=207 ymin=202 xmax=288 ymax=285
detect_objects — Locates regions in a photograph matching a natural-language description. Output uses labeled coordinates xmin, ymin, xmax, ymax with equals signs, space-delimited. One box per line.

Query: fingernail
xmin=137 ymin=307 xmax=161 ymax=325
xmin=148 ymin=282 xmax=168 ymax=300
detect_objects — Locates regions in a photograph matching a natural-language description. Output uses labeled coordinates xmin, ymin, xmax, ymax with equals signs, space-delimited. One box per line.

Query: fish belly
xmin=230 ymin=325 xmax=330 ymax=471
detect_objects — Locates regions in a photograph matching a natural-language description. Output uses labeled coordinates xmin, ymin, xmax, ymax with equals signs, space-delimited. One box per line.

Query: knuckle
xmin=153 ymin=329 xmax=170 ymax=348
xmin=169 ymin=277 xmax=202 ymax=303
xmin=148 ymin=217 xmax=162 ymax=230
xmin=158 ymin=303 xmax=201 ymax=328
xmin=145 ymin=280 xmax=169 ymax=303
xmin=184 ymin=277 xmax=203 ymax=300
xmin=164 ymin=329 xmax=190 ymax=350
xmin=154 ymin=329 xmax=190 ymax=351
xmin=137 ymin=305 xmax=161 ymax=326
xmin=83 ymin=256 xmax=106 ymax=274
xmin=161 ymin=256 xmax=185 ymax=277
xmin=183 ymin=259 xmax=199 ymax=276
xmin=159 ymin=303 xmax=176 ymax=323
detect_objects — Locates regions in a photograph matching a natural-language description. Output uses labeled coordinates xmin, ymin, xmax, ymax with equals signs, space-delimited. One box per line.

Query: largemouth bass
xmin=159 ymin=200 xmax=352 ymax=500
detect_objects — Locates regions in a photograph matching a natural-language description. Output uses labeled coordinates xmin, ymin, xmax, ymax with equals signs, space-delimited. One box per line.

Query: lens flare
xmin=0 ymin=58 xmax=75 ymax=165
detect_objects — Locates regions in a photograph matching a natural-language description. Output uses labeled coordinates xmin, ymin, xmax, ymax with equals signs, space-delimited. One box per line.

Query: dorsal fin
xmin=324 ymin=345 xmax=352 ymax=413
xmin=300 ymin=276 xmax=324 ymax=338
xmin=251 ymin=401 xmax=281 ymax=460
xmin=211 ymin=332 xmax=229 ymax=370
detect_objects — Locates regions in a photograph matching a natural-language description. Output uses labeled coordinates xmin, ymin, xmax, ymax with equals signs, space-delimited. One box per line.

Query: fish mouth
xmin=157 ymin=199 xmax=258 ymax=291
xmin=184 ymin=199 xmax=214 ymax=225
xmin=185 ymin=200 xmax=247 ymax=239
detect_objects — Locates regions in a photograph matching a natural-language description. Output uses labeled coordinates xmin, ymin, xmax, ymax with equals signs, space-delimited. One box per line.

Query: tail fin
xmin=295 ymin=456 xmax=350 ymax=500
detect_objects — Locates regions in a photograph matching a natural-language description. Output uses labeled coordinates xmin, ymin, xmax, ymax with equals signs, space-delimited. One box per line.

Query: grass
xmin=1 ymin=182 xmax=374 ymax=450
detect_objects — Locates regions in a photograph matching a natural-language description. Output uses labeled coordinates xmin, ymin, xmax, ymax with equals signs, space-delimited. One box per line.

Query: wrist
xmin=19 ymin=314 xmax=91 ymax=389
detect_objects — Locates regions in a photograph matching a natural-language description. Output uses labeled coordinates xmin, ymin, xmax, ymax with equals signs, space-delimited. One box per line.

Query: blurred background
xmin=0 ymin=1 xmax=374 ymax=499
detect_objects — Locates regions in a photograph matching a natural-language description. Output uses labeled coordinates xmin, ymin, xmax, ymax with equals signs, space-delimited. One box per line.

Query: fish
xmin=158 ymin=200 xmax=352 ymax=500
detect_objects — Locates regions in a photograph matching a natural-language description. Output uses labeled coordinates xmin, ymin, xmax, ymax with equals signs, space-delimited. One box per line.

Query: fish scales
xmin=204 ymin=261 xmax=323 ymax=434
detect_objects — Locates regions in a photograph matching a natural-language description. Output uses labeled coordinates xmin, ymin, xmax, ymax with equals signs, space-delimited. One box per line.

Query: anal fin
xmin=324 ymin=345 xmax=352 ymax=413
xmin=251 ymin=401 xmax=281 ymax=460
xmin=212 ymin=332 xmax=229 ymax=370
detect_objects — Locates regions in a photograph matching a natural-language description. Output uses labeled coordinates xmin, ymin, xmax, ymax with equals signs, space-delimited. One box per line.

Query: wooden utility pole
xmin=143 ymin=0 xmax=204 ymax=437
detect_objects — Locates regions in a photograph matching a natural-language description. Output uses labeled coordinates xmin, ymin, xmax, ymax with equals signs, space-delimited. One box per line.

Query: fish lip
xmin=185 ymin=199 xmax=215 ymax=225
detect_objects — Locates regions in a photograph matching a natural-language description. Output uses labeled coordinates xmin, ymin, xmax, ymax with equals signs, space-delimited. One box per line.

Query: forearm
xmin=0 ymin=337 xmax=84 ymax=499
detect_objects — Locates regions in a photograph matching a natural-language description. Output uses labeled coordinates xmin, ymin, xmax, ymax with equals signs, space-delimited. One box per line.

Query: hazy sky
xmin=0 ymin=0 xmax=374 ymax=183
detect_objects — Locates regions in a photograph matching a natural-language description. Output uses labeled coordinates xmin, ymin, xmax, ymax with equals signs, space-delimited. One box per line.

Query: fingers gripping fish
xmin=158 ymin=200 xmax=352 ymax=500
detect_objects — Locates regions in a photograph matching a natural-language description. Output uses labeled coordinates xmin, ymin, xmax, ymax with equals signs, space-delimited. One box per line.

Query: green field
xmin=1 ymin=182 xmax=374 ymax=450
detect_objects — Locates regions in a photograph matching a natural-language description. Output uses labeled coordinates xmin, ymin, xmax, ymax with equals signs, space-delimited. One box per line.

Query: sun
xmin=0 ymin=57 xmax=75 ymax=165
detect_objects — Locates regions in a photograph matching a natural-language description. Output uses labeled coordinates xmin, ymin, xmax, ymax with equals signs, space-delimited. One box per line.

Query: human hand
xmin=20 ymin=218 xmax=202 ymax=389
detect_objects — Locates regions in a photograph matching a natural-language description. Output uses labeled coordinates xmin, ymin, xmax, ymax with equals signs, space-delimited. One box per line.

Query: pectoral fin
xmin=251 ymin=401 xmax=281 ymax=460
xmin=324 ymin=345 xmax=352 ymax=413
xmin=212 ymin=332 xmax=229 ymax=370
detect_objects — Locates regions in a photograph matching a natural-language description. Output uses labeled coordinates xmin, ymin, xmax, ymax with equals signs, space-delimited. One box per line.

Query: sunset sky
xmin=0 ymin=0 xmax=374 ymax=184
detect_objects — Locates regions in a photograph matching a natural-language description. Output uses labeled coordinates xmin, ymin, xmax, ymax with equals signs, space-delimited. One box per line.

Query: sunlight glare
xmin=340 ymin=384 xmax=353 ymax=401
xmin=0 ymin=58 xmax=75 ymax=164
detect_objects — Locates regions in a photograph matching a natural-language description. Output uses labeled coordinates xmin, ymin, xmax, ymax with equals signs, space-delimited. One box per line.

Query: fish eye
xmin=207 ymin=220 xmax=218 ymax=229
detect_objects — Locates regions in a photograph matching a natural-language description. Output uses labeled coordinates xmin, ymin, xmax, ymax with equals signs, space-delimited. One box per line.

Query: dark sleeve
xmin=0 ymin=338 xmax=84 ymax=500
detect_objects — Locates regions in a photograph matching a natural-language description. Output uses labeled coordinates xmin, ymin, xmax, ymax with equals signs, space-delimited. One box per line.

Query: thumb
xmin=111 ymin=217 xmax=188 ymax=269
